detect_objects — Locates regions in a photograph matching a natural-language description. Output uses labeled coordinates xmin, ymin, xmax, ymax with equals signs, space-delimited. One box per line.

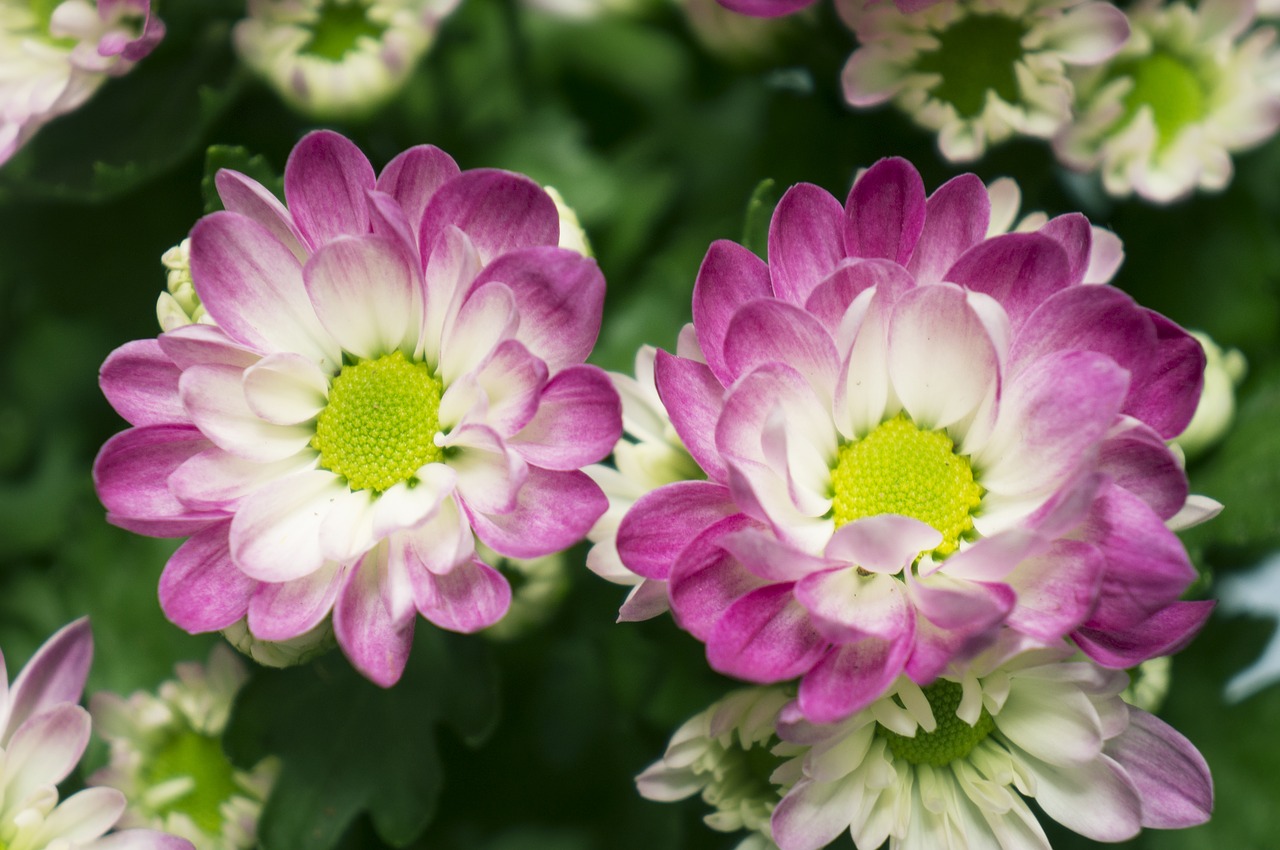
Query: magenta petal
xmin=803 ymin=258 xmax=916 ymax=334
xmin=303 ymin=234 xmax=415 ymax=359
xmin=717 ymin=0 xmax=816 ymax=15
xmin=333 ymin=550 xmax=413 ymax=688
xmin=467 ymin=246 xmax=604 ymax=372
xmin=706 ymin=583 xmax=827 ymax=682
xmin=722 ymin=298 xmax=840 ymax=392
xmin=825 ymin=514 xmax=941 ymax=573
xmin=215 ymin=169 xmax=306 ymax=261
xmin=1074 ymin=600 xmax=1214 ymax=668
xmin=907 ymin=568 xmax=1014 ymax=634
xmin=1107 ymin=710 xmax=1213 ymax=829
xmin=456 ymin=339 xmax=547 ymax=436
xmin=668 ymin=513 xmax=770 ymax=640
xmin=418 ymin=169 xmax=559 ymax=265
xmin=4 ymin=618 xmax=91 ymax=744
xmin=1098 ymin=422 xmax=1188 ymax=521
xmin=616 ymin=481 xmax=738 ymax=580
xmin=247 ymin=562 xmax=345 ymax=641
xmin=376 ymin=144 xmax=460 ymax=244
xmin=1005 ymin=539 xmax=1104 ymax=641
xmin=1127 ymin=312 xmax=1205 ymax=439
xmin=795 ymin=570 xmax=913 ymax=642
xmin=718 ymin=525 xmax=836 ymax=582
xmin=905 ymin=172 xmax=991 ymax=285
xmin=844 ymin=157 xmax=926 ymax=266
xmin=159 ymin=522 xmax=256 ymax=633
xmin=100 ymin=339 xmax=185 ymax=427
xmin=510 ymin=365 xmax=621 ymax=470
xmin=767 ymin=183 xmax=848 ymax=307
xmin=94 ymin=425 xmax=223 ymax=537
xmin=412 ymin=556 xmax=511 ymax=633
xmin=691 ymin=239 xmax=773 ymax=384
xmin=1008 ymin=284 xmax=1155 ymax=379
xmin=797 ymin=636 xmax=911 ymax=724
xmin=283 ymin=130 xmax=376 ymax=249
xmin=653 ymin=351 xmax=727 ymax=482
xmin=944 ymin=232 xmax=1073 ymax=329
xmin=467 ymin=467 xmax=606 ymax=559
xmin=1038 ymin=213 xmax=1093 ymax=284
xmin=157 ymin=324 xmax=259 ymax=371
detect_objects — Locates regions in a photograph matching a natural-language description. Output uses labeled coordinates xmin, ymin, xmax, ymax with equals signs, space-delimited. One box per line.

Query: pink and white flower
xmin=616 ymin=157 xmax=1214 ymax=723
xmin=0 ymin=0 xmax=164 ymax=164
xmin=0 ymin=619 xmax=194 ymax=850
xmin=94 ymin=130 xmax=621 ymax=687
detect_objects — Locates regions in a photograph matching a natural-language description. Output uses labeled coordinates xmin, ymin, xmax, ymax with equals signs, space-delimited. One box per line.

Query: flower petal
xmin=825 ymin=514 xmax=941 ymax=574
xmin=283 ymin=130 xmax=376 ymax=249
xmin=1106 ymin=709 xmax=1213 ymax=829
xmin=180 ymin=364 xmax=315 ymax=463
xmin=410 ymin=555 xmax=511 ymax=632
xmin=706 ymin=583 xmax=827 ymax=682
xmin=616 ymin=481 xmax=739 ymax=581
xmin=30 ymin=786 xmax=126 ymax=844
xmin=376 ymin=144 xmax=460 ymax=243
xmin=691 ymin=239 xmax=773 ymax=384
xmin=99 ymin=339 xmax=185 ymax=427
xmin=159 ymin=522 xmax=255 ymax=632
xmin=242 ymin=353 xmax=329 ymax=426
xmin=1021 ymin=753 xmax=1142 ymax=842
xmin=1004 ymin=540 xmax=1104 ymax=641
xmin=653 ymin=351 xmax=726 ymax=482
xmin=845 ymin=158 xmax=926 ymax=265
xmin=1073 ymin=600 xmax=1214 ymax=668
xmin=722 ymin=298 xmax=840 ymax=396
xmin=906 ymin=173 xmax=991 ymax=285
xmin=4 ymin=703 xmax=90 ymax=802
xmin=304 ymin=235 xmax=415 ymax=360
xmin=768 ymin=182 xmax=848 ymax=306
xmin=795 ymin=570 xmax=913 ymax=642
xmin=943 ymin=232 xmax=1072 ymax=330
xmin=4 ymin=619 xmax=92 ymax=746
xmin=418 ymin=169 xmax=559 ymax=265
xmin=509 ymin=365 xmax=621 ymax=470
xmin=248 ymin=561 xmax=346 ymax=641
xmin=229 ymin=469 xmax=349 ymax=582
xmin=333 ymin=548 xmax=413 ymax=688
xmin=94 ymin=425 xmax=223 ymax=537
xmin=216 ymin=168 xmax=306 ymax=261
xmin=668 ymin=514 xmax=772 ymax=640
xmin=798 ymin=636 xmax=912 ymax=724
xmin=466 ymin=467 xmax=606 ymax=559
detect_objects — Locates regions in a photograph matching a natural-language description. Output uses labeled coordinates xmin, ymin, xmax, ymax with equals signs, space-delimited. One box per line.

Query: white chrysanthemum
xmin=585 ymin=343 xmax=704 ymax=620
xmin=636 ymin=686 xmax=796 ymax=850
xmin=89 ymin=646 xmax=279 ymax=850
xmin=233 ymin=0 xmax=460 ymax=119
xmin=1174 ymin=330 xmax=1246 ymax=459
xmin=838 ymin=0 xmax=1129 ymax=161
xmin=1055 ymin=0 xmax=1280 ymax=202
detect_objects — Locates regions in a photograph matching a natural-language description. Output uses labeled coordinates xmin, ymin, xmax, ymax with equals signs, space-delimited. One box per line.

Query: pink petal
xmin=180 ymin=364 xmax=314 ymax=463
xmin=691 ymin=239 xmax=773 ymax=384
xmin=803 ymin=258 xmax=915 ymax=335
xmin=510 ymin=365 xmax=621 ymax=470
xmin=5 ymin=704 xmax=90 ymax=798
xmin=445 ymin=424 xmax=526 ymax=516
xmin=229 ymin=469 xmax=349 ymax=582
xmin=1008 ymin=284 xmax=1154 ymax=383
xmin=905 ymin=172 xmax=991 ymax=285
xmin=404 ymin=494 xmax=476 ymax=575
xmin=215 ymin=168 xmax=306 ymax=261
xmin=376 ymin=144 xmax=460 ymax=244
xmin=653 ymin=351 xmax=727 ymax=482
xmin=92 ymin=830 xmax=199 ymax=850
xmin=94 ymin=425 xmax=223 ymax=537
xmin=421 ymin=225 xmax=481 ymax=368
xmin=446 ymin=339 xmax=547 ymax=436
xmin=156 ymin=324 xmax=259 ymax=371
xmin=844 ymin=157 xmax=926 ymax=266
xmin=722 ymin=298 xmax=840 ymax=394
xmin=241 ymin=353 xmax=329 ymax=426
xmin=4 ymin=619 xmax=91 ymax=745
xmin=283 ymin=130 xmax=376 ymax=249
xmin=617 ymin=579 xmax=671 ymax=622
xmin=99 ymin=339 xmax=185 ymax=427
xmin=466 ymin=467 xmax=606 ymax=559
xmin=668 ymin=513 xmax=771 ymax=640
xmin=248 ymin=561 xmax=346 ymax=641
xmin=418 ymin=169 xmax=559 ymax=265
xmin=1098 ymin=421 xmax=1188 ymax=521
xmin=333 ymin=549 xmax=413 ymax=687
xmin=797 ymin=636 xmax=911 ymax=724
xmin=616 ymin=481 xmax=738 ymax=580
xmin=716 ymin=0 xmax=816 ymax=15
xmin=1127 ymin=312 xmax=1205 ymax=439
xmin=907 ymin=569 xmax=1014 ymax=634
xmin=718 ymin=524 xmax=837 ymax=583
xmin=1074 ymin=600 xmax=1214 ymax=668
xmin=1004 ymin=539 xmax=1104 ymax=641
xmin=795 ymin=569 xmax=913 ymax=642
xmin=944 ymin=232 xmax=1073 ymax=330
xmin=441 ymin=281 xmax=518 ymax=386
xmin=371 ymin=464 xmax=457 ymax=540
xmin=1106 ymin=709 xmax=1213 ymax=829
xmin=303 ymin=235 xmax=416 ymax=360
xmin=706 ymin=583 xmax=827 ymax=682
xmin=169 ymin=446 xmax=315 ymax=512
xmin=825 ymin=514 xmax=942 ymax=573
xmin=1037 ymin=214 xmax=1093 ymax=285
xmin=159 ymin=522 xmax=255 ymax=632
xmin=767 ymin=182 xmax=848 ymax=306
xmin=411 ymin=555 xmax=511 ymax=632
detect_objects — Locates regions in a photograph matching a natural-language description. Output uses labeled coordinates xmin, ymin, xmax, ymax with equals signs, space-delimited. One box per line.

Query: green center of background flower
xmin=312 ymin=351 xmax=444 ymax=492
xmin=1117 ymin=51 xmax=1208 ymax=149
xmin=916 ymin=15 xmax=1027 ymax=119
xmin=700 ymin=738 xmax=786 ymax=823
xmin=880 ymin=679 xmax=994 ymax=766
xmin=143 ymin=727 xmax=241 ymax=835
xmin=302 ymin=0 xmax=386 ymax=61
xmin=831 ymin=414 xmax=982 ymax=556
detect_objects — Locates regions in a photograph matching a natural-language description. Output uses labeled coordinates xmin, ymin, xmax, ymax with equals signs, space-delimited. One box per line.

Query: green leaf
xmin=740 ymin=177 xmax=778 ymax=259
xmin=225 ymin=628 xmax=500 ymax=850
xmin=202 ymin=145 xmax=284 ymax=214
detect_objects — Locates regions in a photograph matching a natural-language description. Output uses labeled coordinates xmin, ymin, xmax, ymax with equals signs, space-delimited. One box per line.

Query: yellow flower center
xmin=312 ymin=351 xmax=444 ymax=492
xmin=830 ymin=413 xmax=982 ymax=556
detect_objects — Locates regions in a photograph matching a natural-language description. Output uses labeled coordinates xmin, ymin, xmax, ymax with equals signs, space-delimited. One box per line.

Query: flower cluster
xmin=0 ymin=0 xmax=164 ymax=164
xmin=609 ymin=158 xmax=1217 ymax=846
xmin=0 ymin=620 xmax=194 ymax=850
xmin=95 ymin=130 xmax=622 ymax=687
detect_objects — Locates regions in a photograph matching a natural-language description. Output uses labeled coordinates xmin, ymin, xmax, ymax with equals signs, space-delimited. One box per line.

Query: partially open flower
xmin=90 ymin=646 xmax=278 ymax=850
xmin=0 ymin=0 xmax=164 ymax=164
xmin=1055 ymin=0 xmax=1280 ymax=202
xmin=234 ymin=0 xmax=459 ymax=119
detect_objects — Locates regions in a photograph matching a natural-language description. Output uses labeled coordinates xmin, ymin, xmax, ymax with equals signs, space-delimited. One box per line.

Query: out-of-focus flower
xmin=0 ymin=0 xmax=165 ymax=164
xmin=90 ymin=646 xmax=278 ymax=850
xmin=716 ymin=0 xmax=946 ymax=16
xmin=770 ymin=636 xmax=1213 ymax=850
xmin=1174 ymin=331 xmax=1246 ymax=459
xmin=637 ymin=686 xmax=795 ymax=850
xmin=523 ymin=0 xmax=655 ymax=19
xmin=0 ymin=619 xmax=194 ymax=850
xmin=95 ymin=130 xmax=621 ymax=687
xmin=477 ymin=542 xmax=569 ymax=641
xmin=586 ymin=344 xmax=705 ymax=621
xmin=1055 ymin=0 xmax=1280 ymax=203
xmin=1219 ymin=550 xmax=1280 ymax=702
xmin=616 ymin=158 xmax=1215 ymax=724
xmin=838 ymin=0 xmax=1129 ymax=162
xmin=234 ymin=0 xmax=459 ymax=119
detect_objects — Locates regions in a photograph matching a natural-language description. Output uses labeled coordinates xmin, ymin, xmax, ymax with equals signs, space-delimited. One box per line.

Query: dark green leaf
xmin=740 ymin=177 xmax=778 ymax=259
xmin=202 ymin=145 xmax=284 ymax=214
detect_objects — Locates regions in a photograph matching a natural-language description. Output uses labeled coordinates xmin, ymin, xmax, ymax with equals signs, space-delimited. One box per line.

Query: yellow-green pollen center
xmin=916 ymin=14 xmax=1029 ymax=119
xmin=1117 ymin=50 xmax=1209 ymax=149
xmin=302 ymin=0 xmax=386 ymax=61
xmin=142 ymin=727 xmax=241 ymax=835
xmin=831 ymin=414 xmax=982 ymax=556
xmin=880 ymin=679 xmax=995 ymax=767
xmin=312 ymin=351 xmax=444 ymax=493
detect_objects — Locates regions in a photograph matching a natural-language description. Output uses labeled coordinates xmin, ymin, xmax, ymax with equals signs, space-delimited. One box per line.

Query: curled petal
xmin=510 ymin=365 xmax=622 ymax=470
xmin=99 ymin=339 xmax=185 ymax=427
xmin=333 ymin=548 xmax=413 ymax=688
xmin=466 ymin=467 xmax=606 ymax=559
xmin=706 ymin=583 xmax=827 ymax=682
xmin=616 ymin=481 xmax=738 ymax=581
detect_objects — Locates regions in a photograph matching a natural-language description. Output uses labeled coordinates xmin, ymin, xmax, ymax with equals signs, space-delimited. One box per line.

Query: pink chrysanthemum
xmin=616 ymin=157 xmax=1215 ymax=723
xmin=0 ymin=620 xmax=194 ymax=850
xmin=95 ymin=131 xmax=621 ymax=686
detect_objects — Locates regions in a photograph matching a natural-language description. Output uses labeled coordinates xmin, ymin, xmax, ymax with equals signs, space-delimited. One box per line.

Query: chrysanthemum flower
xmin=616 ymin=157 xmax=1214 ymax=723
xmin=771 ymin=637 xmax=1212 ymax=850
xmin=585 ymin=344 xmax=705 ymax=621
xmin=0 ymin=619 xmax=194 ymax=850
xmin=90 ymin=646 xmax=277 ymax=850
xmin=838 ymin=0 xmax=1129 ymax=161
xmin=0 ymin=0 xmax=164 ymax=164
xmin=1055 ymin=0 xmax=1280 ymax=202
xmin=233 ymin=0 xmax=459 ymax=119
xmin=95 ymin=130 xmax=621 ymax=686
xmin=716 ymin=0 xmax=946 ymax=18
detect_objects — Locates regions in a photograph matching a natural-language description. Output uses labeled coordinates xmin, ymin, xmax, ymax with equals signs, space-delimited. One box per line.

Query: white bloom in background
xmin=221 ymin=618 xmax=336 ymax=669
xmin=1055 ymin=0 xmax=1280 ymax=203
xmin=1173 ymin=330 xmax=1246 ymax=459
xmin=0 ymin=0 xmax=164 ymax=164
xmin=233 ymin=0 xmax=460 ymax=119
xmin=522 ymin=0 xmax=655 ymax=19
xmin=585 ymin=343 xmax=705 ymax=621
xmin=637 ymin=686 xmax=796 ymax=850
xmin=90 ymin=645 xmax=279 ymax=850
xmin=838 ymin=0 xmax=1129 ymax=162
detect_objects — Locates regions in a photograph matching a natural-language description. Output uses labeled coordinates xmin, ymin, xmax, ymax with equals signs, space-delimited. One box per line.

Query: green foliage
xmin=201 ymin=145 xmax=283 ymax=213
